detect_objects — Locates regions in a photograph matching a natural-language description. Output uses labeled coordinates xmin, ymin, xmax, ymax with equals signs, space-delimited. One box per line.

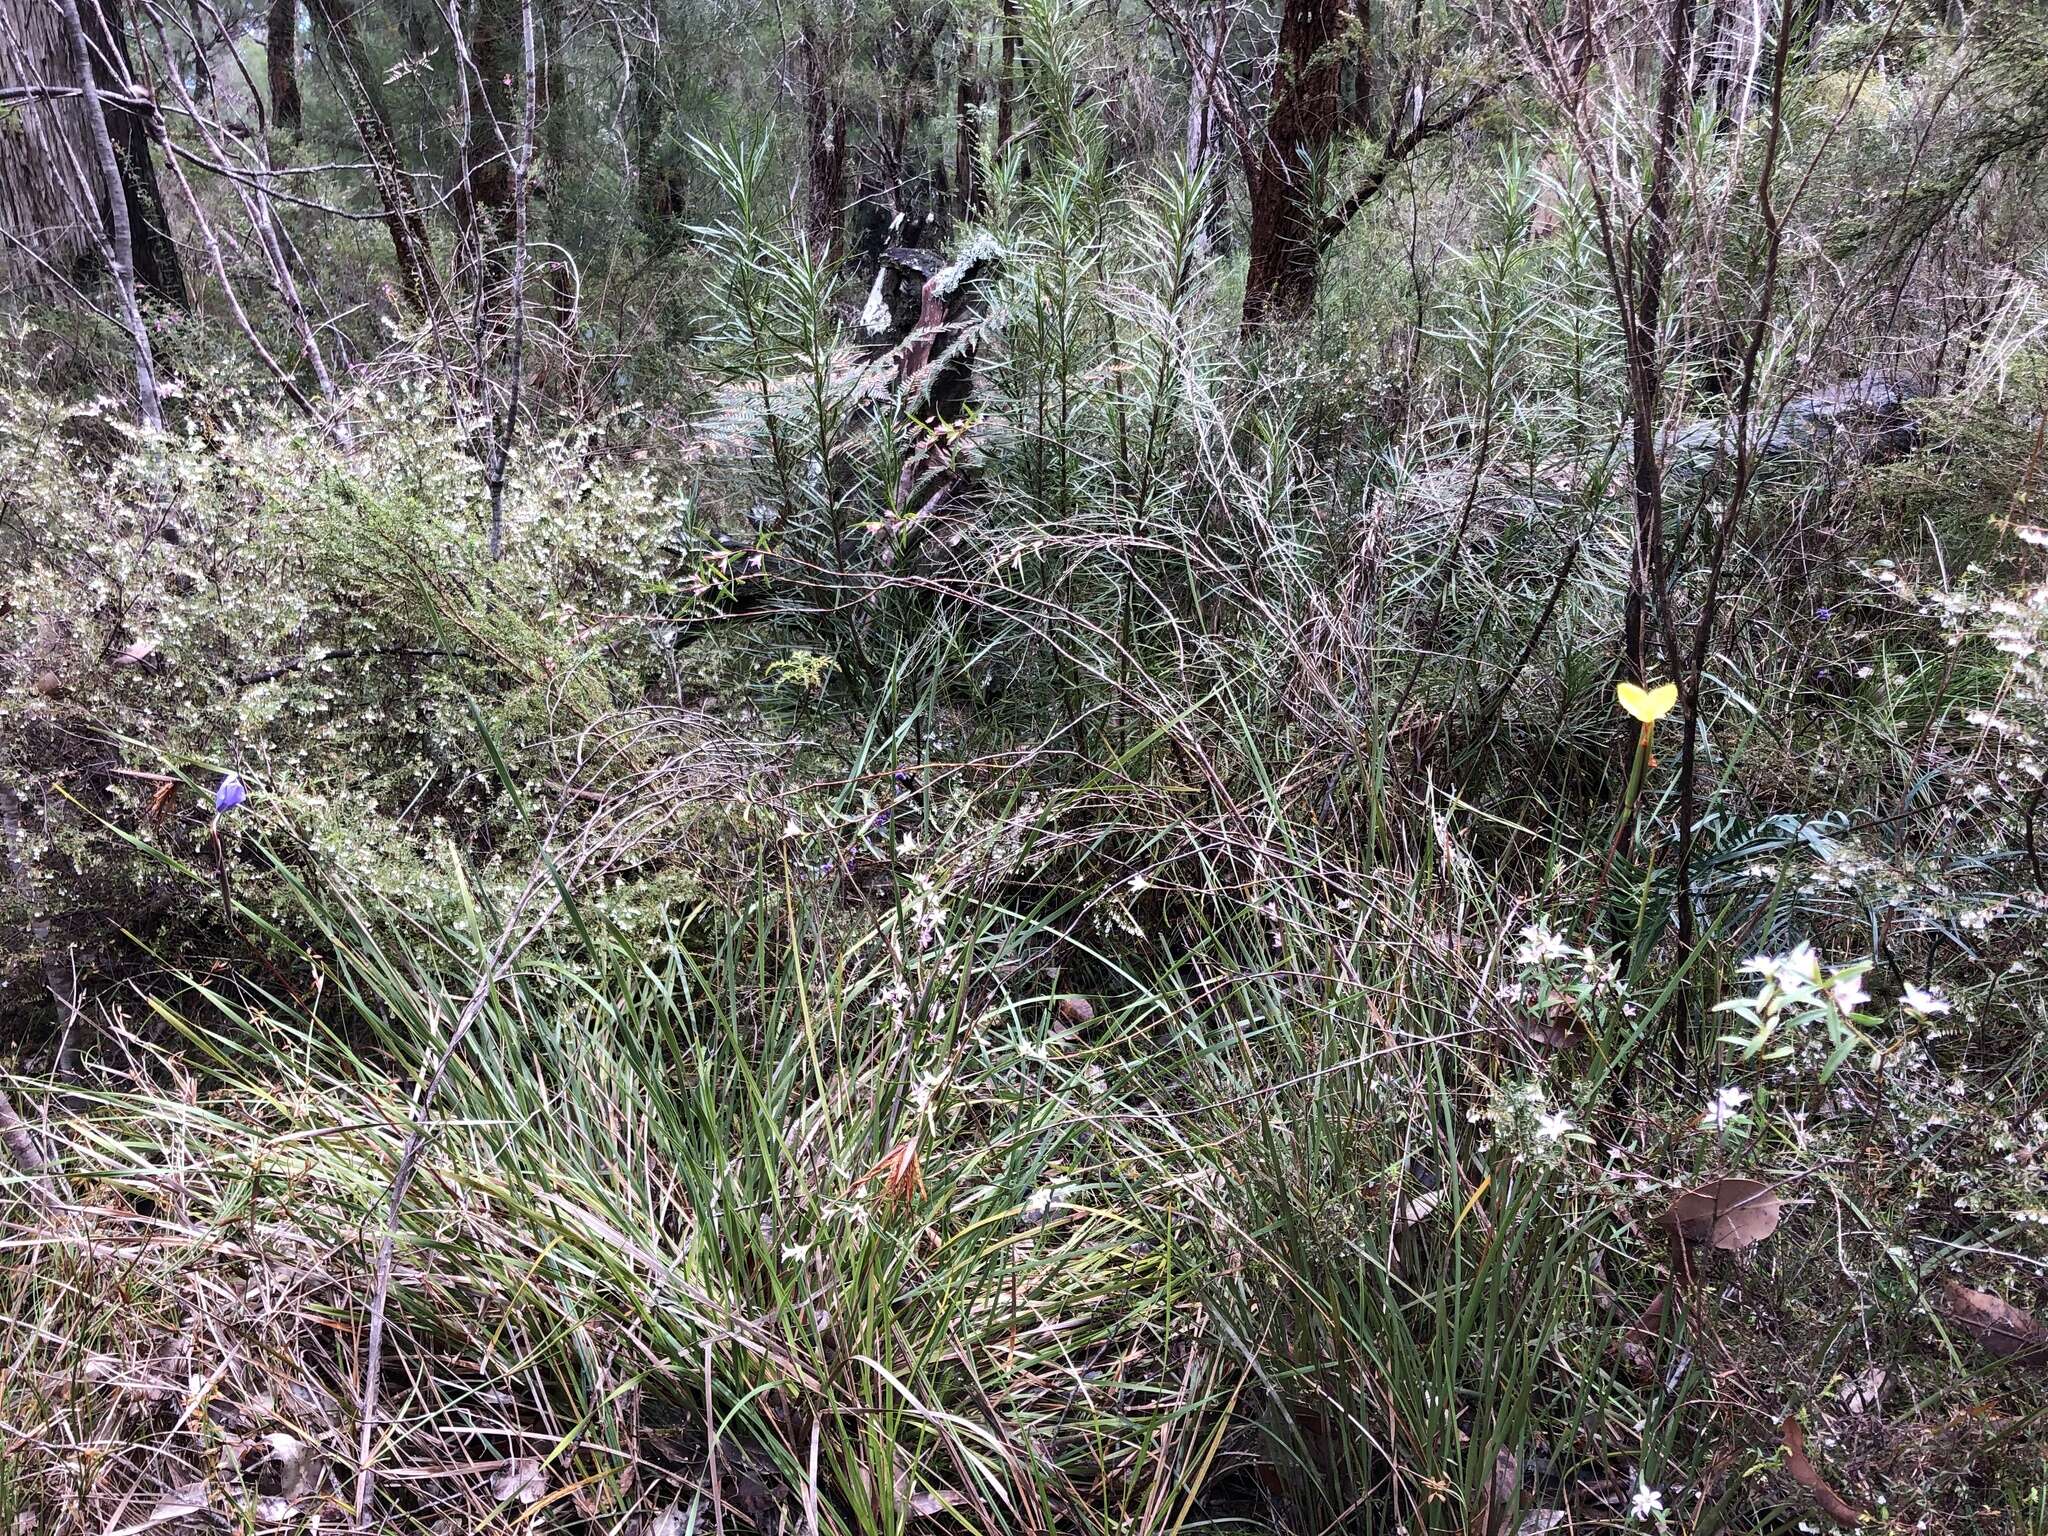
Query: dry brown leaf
xmin=1780 ymin=1416 xmax=1862 ymax=1527
xmin=1056 ymin=995 xmax=1096 ymax=1025
xmin=1941 ymin=1280 xmax=2048 ymax=1365
xmin=1393 ymin=1186 xmax=1445 ymax=1229
xmin=263 ymin=1430 xmax=317 ymax=1501
xmin=1661 ymin=1177 xmax=1782 ymax=1252
xmin=1838 ymin=1366 xmax=1887 ymax=1417
xmin=1477 ymin=1446 xmax=1521 ymax=1536
xmin=492 ymin=1458 xmax=546 ymax=1506
xmin=1615 ymin=1287 xmax=1669 ymax=1384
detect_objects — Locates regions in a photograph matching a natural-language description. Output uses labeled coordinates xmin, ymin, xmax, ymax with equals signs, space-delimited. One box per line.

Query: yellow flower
xmin=1616 ymin=680 xmax=1679 ymax=724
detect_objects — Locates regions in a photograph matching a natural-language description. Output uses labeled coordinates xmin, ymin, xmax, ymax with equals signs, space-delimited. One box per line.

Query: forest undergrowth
xmin=4 ymin=0 xmax=2048 ymax=1531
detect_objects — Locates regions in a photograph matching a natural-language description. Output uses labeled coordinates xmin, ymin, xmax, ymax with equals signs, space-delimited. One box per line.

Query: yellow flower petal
xmin=1616 ymin=681 xmax=1678 ymax=723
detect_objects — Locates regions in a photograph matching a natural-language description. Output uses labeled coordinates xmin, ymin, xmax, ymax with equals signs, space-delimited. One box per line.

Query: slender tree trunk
xmin=307 ymin=0 xmax=442 ymax=313
xmin=80 ymin=0 xmax=186 ymax=306
xmin=997 ymin=0 xmax=1017 ymax=148
xmin=461 ymin=0 xmax=519 ymax=269
xmin=797 ymin=11 xmax=846 ymax=260
xmin=1241 ymin=0 xmax=1344 ymax=330
xmin=268 ymin=0 xmax=302 ymax=134
xmin=538 ymin=0 xmax=572 ymax=320
xmin=1618 ymin=0 xmax=1695 ymax=687
xmin=1565 ymin=0 xmax=1596 ymax=105
xmin=482 ymin=0 xmax=533 ymax=559
xmin=953 ymin=30 xmax=979 ymax=218
xmin=1185 ymin=0 xmax=1229 ymax=256
xmin=55 ymin=0 xmax=165 ymax=425
xmin=185 ymin=0 xmax=213 ymax=98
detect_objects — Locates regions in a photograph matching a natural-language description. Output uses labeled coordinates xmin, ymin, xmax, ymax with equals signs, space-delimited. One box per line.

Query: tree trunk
xmin=307 ymin=0 xmax=442 ymax=314
xmin=185 ymin=0 xmax=213 ymax=99
xmin=797 ymin=12 xmax=846 ymax=260
xmin=1185 ymin=1 xmax=1229 ymax=256
xmin=1241 ymin=0 xmax=1344 ymax=331
xmin=628 ymin=26 xmax=680 ymax=235
xmin=80 ymin=0 xmax=187 ymax=306
xmin=1619 ymin=0 xmax=1696 ymax=687
xmin=997 ymin=0 xmax=1017 ymax=148
xmin=0 ymin=0 xmax=99 ymax=294
xmin=954 ymin=36 xmax=980 ymax=219
xmin=538 ymin=0 xmax=572 ymax=320
xmin=268 ymin=0 xmax=302 ymax=135
xmin=461 ymin=0 xmax=518 ymax=260
xmin=53 ymin=0 xmax=164 ymax=424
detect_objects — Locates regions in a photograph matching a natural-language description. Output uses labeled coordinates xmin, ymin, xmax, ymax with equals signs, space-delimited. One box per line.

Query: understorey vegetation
xmin=2 ymin=0 xmax=2046 ymax=1531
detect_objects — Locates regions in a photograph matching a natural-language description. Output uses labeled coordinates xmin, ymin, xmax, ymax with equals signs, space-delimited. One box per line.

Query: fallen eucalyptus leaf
xmin=1941 ymin=1279 xmax=2048 ymax=1365
xmin=1780 ymin=1416 xmax=1862 ymax=1528
xmin=1661 ymin=1177 xmax=1782 ymax=1251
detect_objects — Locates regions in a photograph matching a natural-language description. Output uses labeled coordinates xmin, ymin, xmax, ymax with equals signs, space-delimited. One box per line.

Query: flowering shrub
xmin=1714 ymin=943 xmax=1876 ymax=1082
xmin=0 ymin=371 xmax=701 ymax=1000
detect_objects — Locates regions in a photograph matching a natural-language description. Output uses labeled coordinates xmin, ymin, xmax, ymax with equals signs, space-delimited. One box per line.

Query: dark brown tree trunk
xmin=80 ymin=0 xmax=187 ymax=307
xmin=797 ymin=13 xmax=846 ymax=260
xmin=461 ymin=0 xmax=519 ymax=280
xmin=268 ymin=0 xmax=302 ymax=134
xmin=537 ymin=0 xmax=571 ymax=320
xmin=1240 ymin=0 xmax=1343 ymax=331
xmin=307 ymin=0 xmax=441 ymax=313
xmin=1619 ymin=0 xmax=1696 ymax=688
xmin=54 ymin=0 xmax=164 ymax=422
xmin=185 ymin=0 xmax=213 ymax=98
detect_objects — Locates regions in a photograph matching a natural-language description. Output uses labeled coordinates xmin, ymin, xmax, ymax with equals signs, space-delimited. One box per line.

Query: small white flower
xmin=1629 ymin=1480 xmax=1665 ymax=1520
xmin=781 ymin=817 xmax=804 ymax=838
xmin=1516 ymin=922 xmax=1572 ymax=966
xmin=1127 ymin=872 xmax=1152 ymax=892
xmin=1764 ymin=943 xmax=1821 ymax=991
xmin=1901 ymin=984 xmax=1951 ymax=1016
xmin=1701 ymin=1085 xmax=1751 ymax=1131
xmin=1535 ymin=1110 xmax=1574 ymax=1142
xmin=780 ymin=1241 xmax=810 ymax=1263
xmin=1829 ymin=971 xmax=1869 ymax=1013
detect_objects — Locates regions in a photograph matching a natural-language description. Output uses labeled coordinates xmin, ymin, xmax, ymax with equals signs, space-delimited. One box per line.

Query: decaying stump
xmin=859 ymin=235 xmax=1001 ymax=516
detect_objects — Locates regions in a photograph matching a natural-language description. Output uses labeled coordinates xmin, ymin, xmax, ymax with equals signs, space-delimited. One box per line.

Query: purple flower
xmin=1815 ymin=607 xmax=1832 ymax=622
xmin=214 ymin=773 xmax=246 ymax=814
